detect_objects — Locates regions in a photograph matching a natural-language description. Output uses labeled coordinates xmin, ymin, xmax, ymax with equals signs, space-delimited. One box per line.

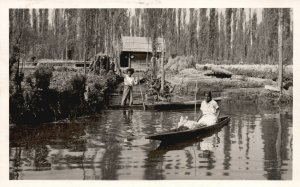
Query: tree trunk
xmin=65 ymin=12 xmax=68 ymax=60
xmin=161 ymin=38 xmax=165 ymax=94
xmin=146 ymin=38 xmax=149 ymax=67
xmin=84 ymin=47 xmax=87 ymax=75
xmin=278 ymin=8 xmax=283 ymax=92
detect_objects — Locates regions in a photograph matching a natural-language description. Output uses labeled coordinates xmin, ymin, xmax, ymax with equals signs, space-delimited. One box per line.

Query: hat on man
xmin=126 ymin=68 xmax=134 ymax=74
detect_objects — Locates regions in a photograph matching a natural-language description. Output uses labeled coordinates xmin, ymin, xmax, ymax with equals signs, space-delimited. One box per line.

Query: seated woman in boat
xmin=117 ymin=66 xmax=138 ymax=106
xmin=177 ymin=91 xmax=220 ymax=129
xmin=196 ymin=91 xmax=220 ymax=127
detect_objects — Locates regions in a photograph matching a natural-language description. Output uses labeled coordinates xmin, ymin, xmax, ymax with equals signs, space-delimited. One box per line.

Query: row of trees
xmin=9 ymin=8 xmax=293 ymax=66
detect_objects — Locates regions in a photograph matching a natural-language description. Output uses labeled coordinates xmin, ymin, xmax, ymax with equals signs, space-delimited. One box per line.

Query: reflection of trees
xmin=143 ymin=149 xmax=166 ymax=179
xmin=222 ymin=125 xmax=231 ymax=176
xmin=33 ymin=145 xmax=51 ymax=168
xmin=9 ymin=147 xmax=22 ymax=180
xmin=9 ymin=145 xmax=52 ymax=179
xmin=9 ymin=121 xmax=88 ymax=178
xmin=99 ymin=110 xmax=123 ymax=180
xmin=261 ymin=112 xmax=292 ymax=180
xmin=100 ymin=144 xmax=122 ymax=179
xmin=142 ymin=111 xmax=166 ymax=180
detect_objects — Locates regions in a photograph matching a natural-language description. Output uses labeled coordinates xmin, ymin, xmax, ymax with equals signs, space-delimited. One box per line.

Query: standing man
xmin=117 ymin=64 xmax=138 ymax=106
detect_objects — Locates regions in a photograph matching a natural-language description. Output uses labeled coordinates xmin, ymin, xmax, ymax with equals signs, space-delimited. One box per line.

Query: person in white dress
xmin=177 ymin=91 xmax=220 ymax=129
xmin=196 ymin=91 xmax=220 ymax=127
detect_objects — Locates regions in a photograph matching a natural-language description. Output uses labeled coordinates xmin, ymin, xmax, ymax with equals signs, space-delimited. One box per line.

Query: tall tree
xmin=43 ymin=9 xmax=49 ymax=33
xmin=278 ymin=8 xmax=283 ymax=90
xmin=231 ymin=9 xmax=237 ymax=62
xmin=264 ymin=8 xmax=279 ymax=64
xmin=32 ymin=9 xmax=38 ymax=35
xmin=236 ymin=8 xmax=245 ymax=63
xmin=213 ymin=11 xmax=219 ymax=60
xmin=168 ymin=8 xmax=177 ymax=57
xmin=39 ymin=9 xmax=43 ymax=33
xmin=182 ymin=9 xmax=187 ymax=55
xmin=198 ymin=8 xmax=208 ymax=61
xmin=252 ymin=10 xmax=257 ymax=44
xmin=225 ymin=8 xmax=232 ymax=61
xmin=282 ymin=8 xmax=292 ymax=64
xmin=188 ymin=8 xmax=197 ymax=56
xmin=177 ymin=8 xmax=182 ymax=55
xmin=208 ymin=9 xmax=217 ymax=60
xmin=219 ymin=12 xmax=225 ymax=60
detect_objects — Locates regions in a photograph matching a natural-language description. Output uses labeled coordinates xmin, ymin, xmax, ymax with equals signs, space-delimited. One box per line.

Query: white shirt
xmin=124 ymin=74 xmax=136 ymax=86
xmin=200 ymin=99 xmax=219 ymax=117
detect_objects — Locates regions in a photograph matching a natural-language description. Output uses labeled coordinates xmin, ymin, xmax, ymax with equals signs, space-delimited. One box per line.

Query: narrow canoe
xmin=108 ymin=97 xmax=223 ymax=110
xmin=145 ymin=116 xmax=230 ymax=142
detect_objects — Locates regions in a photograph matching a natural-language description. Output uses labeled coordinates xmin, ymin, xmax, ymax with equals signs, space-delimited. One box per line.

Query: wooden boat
xmin=145 ymin=116 xmax=230 ymax=142
xmin=108 ymin=97 xmax=223 ymax=110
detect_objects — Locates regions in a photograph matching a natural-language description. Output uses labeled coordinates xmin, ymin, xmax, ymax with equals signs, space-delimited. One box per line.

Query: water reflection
xmin=9 ymin=103 xmax=292 ymax=180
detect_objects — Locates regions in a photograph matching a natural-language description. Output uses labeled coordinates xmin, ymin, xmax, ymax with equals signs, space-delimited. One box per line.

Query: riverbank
xmin=10 ymin=61 xmax=293 ymax=124
xmin=164 ymin=63 xmax=293 ymax=105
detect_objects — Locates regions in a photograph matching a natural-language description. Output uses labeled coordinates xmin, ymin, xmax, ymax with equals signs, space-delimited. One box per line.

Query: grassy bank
xmin=197 ymin=64 xmax=293 ymax=82
xmin=164 ymin=63 xmax=293 ymax=105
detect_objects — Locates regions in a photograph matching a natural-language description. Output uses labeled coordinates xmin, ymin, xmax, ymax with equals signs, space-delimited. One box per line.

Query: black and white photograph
xmin=1 ymin=0 xmax=298 ymax=184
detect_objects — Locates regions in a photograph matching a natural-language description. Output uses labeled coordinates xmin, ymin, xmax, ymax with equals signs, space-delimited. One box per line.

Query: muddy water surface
xmin=9 ymin=102 xmax=292 ymax=180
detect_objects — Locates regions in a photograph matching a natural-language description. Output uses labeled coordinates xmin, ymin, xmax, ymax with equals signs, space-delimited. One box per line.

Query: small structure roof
xmin=122 ymin=36 xmax=165 ymax=53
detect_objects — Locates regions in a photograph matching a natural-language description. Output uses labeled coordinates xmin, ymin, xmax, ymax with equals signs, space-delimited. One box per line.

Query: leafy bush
xmin=10 ymin=66 xmax=122 ymax=124
xmin=9 ymin=90 xmax=25 ymax=123
xmin=34 ymin=65 xmax=53 ymax=90
xmin=22 ymin=89 xmax=59 ymax=124
xmin=70 ymin=74 xmax=86 ymax=97
xmin=86 ymin=75 xmax=106 ymax=112
xmin=58 ymin=74 xmax=87 ymax=118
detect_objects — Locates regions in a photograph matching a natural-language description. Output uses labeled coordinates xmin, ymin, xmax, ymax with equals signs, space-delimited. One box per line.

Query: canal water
xmin=9 ymin=102 xmax=292 ymax=180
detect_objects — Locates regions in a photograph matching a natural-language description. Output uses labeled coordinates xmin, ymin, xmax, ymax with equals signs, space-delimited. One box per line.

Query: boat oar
xmin=138 ymin=75 xmax=146 ymax=110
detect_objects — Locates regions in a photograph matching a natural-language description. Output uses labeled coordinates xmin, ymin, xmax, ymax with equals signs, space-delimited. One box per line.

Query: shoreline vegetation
xmin=9 ymin=56 xmax=293 ymax=125
xmin=10 ymin=64 xmax=123 ymax=125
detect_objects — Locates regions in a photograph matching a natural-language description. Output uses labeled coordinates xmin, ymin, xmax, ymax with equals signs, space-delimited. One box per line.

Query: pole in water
xmin=138 ymin=75 xmax=146 ymax=110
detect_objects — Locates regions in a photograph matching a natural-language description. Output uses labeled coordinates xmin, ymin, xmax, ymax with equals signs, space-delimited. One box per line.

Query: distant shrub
xmin=86 ymin=75 xmax=106 ymax=112
xmin=70 ymin=74 xmax=86 ymax=97
xmin=22 ymin=89 xmax=59 ymax=124
xmin=59 ymin=74 xmax=87 ymax=118
xmin=9 ymin=90 xmax=25 ymax=123
xmin=34 ymin=66 xmax=53 ymax=90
